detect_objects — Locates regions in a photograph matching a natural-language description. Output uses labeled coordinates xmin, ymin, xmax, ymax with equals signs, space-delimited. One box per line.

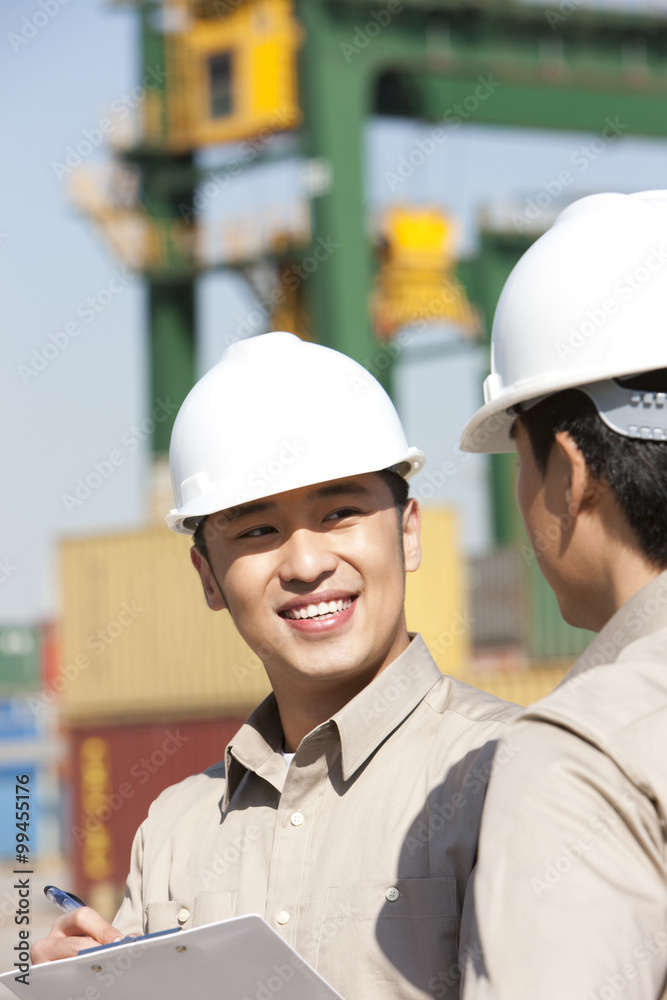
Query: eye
xmin=238 ymin=524 xmax=276 ymax=539
xmin=324 ymin=507 xmax=361 ymax=522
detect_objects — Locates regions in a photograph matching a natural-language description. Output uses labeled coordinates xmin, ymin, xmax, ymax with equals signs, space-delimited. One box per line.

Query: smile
xmin=281 ymin=597 xmax=354 ymax=621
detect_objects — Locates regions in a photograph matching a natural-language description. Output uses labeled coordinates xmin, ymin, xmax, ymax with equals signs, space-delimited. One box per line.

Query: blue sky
xmin=3 ymin=0 xmax=667 ymax=624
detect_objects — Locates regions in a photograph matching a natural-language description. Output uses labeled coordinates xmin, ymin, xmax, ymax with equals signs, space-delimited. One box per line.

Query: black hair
xmin=376 ymin=468 xmax=410 ymax=516
xmin=514 ymin=369 xmax=667 ymax=569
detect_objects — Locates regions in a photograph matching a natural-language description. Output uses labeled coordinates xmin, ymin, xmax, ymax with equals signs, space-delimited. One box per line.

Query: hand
xmin=31 ymin=907 xmax=124 ymax=964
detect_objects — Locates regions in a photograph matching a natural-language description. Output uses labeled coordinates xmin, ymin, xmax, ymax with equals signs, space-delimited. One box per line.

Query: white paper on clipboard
xmin=0 ymin=914 xmax=345 ymax=1000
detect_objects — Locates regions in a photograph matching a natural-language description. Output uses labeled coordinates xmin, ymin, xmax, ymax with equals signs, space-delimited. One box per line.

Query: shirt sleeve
xmin=112 ymin=818 xmax=147 ymax=936
xmin=460 ymin=719 xmax=667 ymax=1000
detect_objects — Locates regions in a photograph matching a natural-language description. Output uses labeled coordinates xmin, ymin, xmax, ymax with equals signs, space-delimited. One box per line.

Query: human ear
xmin=190 ymin=546 xmax=227 ymax=611
xmin=402 ymin=499 xmax=422 ymax=573
xmin=554 ymin=431 xmax=602 ymax=516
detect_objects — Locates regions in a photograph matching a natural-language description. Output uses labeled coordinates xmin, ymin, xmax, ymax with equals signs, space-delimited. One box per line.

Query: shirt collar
xmin=223 ymin=694 xmax=285 ymax=810
xmin=222 ymin=634 xmax=442 ymax=808
xmin=332 ymin=634 xmax=443 ymax=780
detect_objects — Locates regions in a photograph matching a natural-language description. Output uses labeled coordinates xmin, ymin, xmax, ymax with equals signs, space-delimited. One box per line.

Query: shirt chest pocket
xmin=316 ymin=877 xmax=459 ymax=999
xmin=145 ymin=890 xmax=237 ymax=932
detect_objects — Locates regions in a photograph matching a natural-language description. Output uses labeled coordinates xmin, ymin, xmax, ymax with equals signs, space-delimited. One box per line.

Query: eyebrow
xmin=224 ymin=480 xmax=374 ymax=524
xmin=223 ymin=500 xmax=278 ymax=524
xmin=306 ymin=481 xmax=374 ymax=501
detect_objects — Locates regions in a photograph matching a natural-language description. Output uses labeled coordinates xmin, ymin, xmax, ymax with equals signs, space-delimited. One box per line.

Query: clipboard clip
xmin=79 ymin=926 xmax=181 ymax=955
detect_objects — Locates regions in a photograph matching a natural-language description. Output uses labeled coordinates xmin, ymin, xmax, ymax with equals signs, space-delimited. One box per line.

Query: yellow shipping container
xmin=463 ymin=663 xmax=571 ymax=707
xmin=60 ymin=528 xmax=269 ymax=723
xmin=404 ymin=506 xmax=469 ymax=677
xmin=59 ymin=508 xmax=469 ymax=723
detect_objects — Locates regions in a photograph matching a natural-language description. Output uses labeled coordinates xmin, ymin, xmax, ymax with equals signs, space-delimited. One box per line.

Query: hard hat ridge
xmin=460 ymin=190 xmax=667 ymax=453
xmin=166 ymin=332 xmax=425 ymax=534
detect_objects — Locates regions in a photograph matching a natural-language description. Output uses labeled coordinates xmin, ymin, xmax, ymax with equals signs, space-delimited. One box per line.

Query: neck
xmin=567 ymin=504 xmax=662 ymax=631
xmin=599 ymin=546 xmax=661 ymax=628
xmin=272 ymin=633 xmax=411 ymax=752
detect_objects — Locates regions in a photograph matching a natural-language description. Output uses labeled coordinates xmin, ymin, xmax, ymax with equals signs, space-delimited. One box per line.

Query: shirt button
xmin=176 ymin=907 xmax=190 ymax=924
xmin=290 ymin=811 xmax=304 ymax=827
xmin=385 ymin=887 xmax=400 ymax=902
xmin=276 ymin=910 xmax=291 ymax=925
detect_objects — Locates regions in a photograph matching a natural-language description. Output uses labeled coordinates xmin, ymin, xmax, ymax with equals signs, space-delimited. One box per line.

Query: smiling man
xmin=32 ymin=331 xmax=517 ymax=998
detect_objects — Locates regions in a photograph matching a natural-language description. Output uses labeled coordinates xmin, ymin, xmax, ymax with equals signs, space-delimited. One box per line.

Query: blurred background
xmin=3 ymin=0 xmax=667 ymax=974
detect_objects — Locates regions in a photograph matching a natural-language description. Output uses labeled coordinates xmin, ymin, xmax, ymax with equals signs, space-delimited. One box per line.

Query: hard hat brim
xmin=459 ymin=398 xmax=519 ymax=455
xmin=166 ymin=448 xmax=426 ymax=536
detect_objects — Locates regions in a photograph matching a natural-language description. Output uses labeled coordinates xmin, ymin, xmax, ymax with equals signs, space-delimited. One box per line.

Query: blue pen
xmin=44 ymin=885 xmax=87 ymax=913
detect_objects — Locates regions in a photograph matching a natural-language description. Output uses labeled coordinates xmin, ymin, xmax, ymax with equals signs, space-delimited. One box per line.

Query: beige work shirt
xmin=462 ymin=571 xmax=667 ymax=1000
xmin=114 ymin=634 xmax=517 ymax=999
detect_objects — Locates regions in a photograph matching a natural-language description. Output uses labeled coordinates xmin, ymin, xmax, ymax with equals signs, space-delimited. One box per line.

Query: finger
xmin=31 ymin=908 xmax=123 ymax=965
xmin=58 ymin=907 xmax=123 ymax=945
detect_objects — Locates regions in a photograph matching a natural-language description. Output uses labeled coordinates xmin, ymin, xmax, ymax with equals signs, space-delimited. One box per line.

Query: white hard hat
xmin=460 ymin=191 xmax=667 ymax=454
xmin=167 ymin=331 xmax=425 ymax=534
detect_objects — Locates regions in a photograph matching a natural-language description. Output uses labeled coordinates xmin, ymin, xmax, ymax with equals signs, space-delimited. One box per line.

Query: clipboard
xmin=0 ymin=914 xmax=345 ymax=1000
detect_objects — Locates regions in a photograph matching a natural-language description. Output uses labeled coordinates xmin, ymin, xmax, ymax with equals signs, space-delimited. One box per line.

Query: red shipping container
xmin=40 ymin=621 xmax=60 ymax=692
xmin=68 ymin=716 xmax=246 ymax=917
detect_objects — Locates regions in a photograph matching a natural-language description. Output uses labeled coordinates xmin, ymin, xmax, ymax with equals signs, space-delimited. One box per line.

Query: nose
xmin=277 ymin=528 xmax=338 ymax=585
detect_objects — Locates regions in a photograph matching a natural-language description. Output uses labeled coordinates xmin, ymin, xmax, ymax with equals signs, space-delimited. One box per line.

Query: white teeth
xmin=284 ymin=597 xmax=354 ymax=620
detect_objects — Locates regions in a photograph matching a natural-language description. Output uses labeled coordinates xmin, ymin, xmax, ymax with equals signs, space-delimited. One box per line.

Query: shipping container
xmin=60 ymin=510 xmax=469 ymax=722
xmin=0 ymin=626 xmax=40 ymax=695
xmin=68 ymin=716 xmax=246 ymax=917
xmin=468 ymin=548 xmax=526 ymax=649
xmin=40 ymin=621 xmax=60 ymax=693
xmin=0 ymin=699 xmax=65 ymax=859
xmin=404 ymin=506 xmax=469 ymax=677
xmin=465 ymin=661 xmax=571 ymax=708
xmin=59 ymin=528 xmax=272 ymax=723
xmin=0 ymin=699 xmax=40 ymax=741
xmin=467 ymin=544 xmax=593 ymax=663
